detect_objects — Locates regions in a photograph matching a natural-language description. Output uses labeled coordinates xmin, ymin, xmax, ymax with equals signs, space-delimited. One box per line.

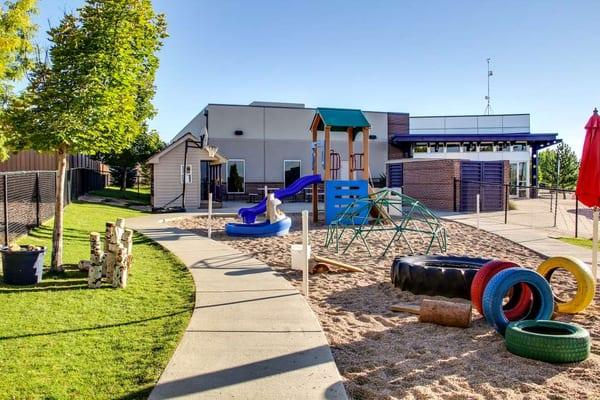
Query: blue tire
xmin=482 ymin=268 xmax=554 ymax=336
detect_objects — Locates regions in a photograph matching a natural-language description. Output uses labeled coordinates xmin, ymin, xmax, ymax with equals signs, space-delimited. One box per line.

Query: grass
xmin=560 ymin=237 xmax=593 ymax=249
xmin=89 ymin=185 xmax=151 ymax=205
xmin=0 ymin=202 xmax=194 ymax=399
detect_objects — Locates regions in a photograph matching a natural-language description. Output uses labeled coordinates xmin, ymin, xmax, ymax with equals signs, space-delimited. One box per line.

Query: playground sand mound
xmin=175 ymin=215 xmax=600 ymax=400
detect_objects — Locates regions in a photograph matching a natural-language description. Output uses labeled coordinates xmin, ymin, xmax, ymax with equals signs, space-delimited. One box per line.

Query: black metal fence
xmin=453 ymin=179 xmax=589 ymax=239
xmin=0 ymin=168 xmax=107 ymax=245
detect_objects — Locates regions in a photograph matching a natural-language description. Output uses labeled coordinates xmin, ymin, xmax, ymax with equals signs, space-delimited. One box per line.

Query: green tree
xmin=538 ymin=143 xmax=579 ymax=192
xmin=0 ymin=0 xmax=37 ymax=161
xmin=8 ymin=0 xmax=166 ymax=271
xmin=97 ymin=128 xmax=164 ymax=190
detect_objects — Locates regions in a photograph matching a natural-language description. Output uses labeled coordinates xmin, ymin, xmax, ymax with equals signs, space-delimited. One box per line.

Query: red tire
xmin=470 ymin=260 xmax=533 ymax=320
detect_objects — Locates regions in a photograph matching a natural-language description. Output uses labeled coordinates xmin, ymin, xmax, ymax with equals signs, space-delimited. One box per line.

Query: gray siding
xmin=205 ymin=104 xmax=389 ymax=186
xmin=151 ymin=140 xmax=212 ymax=208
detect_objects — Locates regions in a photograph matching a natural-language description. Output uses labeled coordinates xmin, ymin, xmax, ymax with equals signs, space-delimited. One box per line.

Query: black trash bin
xmin=0 ymin=246 xmax=46 ymax=285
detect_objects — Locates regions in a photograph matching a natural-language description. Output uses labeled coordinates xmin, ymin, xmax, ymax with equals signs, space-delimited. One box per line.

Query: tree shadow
xmin=0 ymin=308 xmax=192 ymax=341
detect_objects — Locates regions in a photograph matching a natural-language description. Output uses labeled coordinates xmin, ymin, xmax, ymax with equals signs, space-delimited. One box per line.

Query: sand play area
xmin=175 ymin=214 xmax=600 ymax=399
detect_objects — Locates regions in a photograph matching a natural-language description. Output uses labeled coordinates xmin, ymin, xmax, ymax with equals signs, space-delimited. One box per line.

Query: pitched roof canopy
xmin=310 ymin=107 xmax=371 ymax=138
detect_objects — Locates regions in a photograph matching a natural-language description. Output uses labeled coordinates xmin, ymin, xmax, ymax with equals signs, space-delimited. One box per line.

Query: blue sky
xmin=34 ymin=1 xmax=599 ymax=154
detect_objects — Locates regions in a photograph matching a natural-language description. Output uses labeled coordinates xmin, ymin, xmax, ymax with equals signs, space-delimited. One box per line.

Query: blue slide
xmin=225 ymin=217 xmax=292 ymax=237
xmin=238 ymin=174 xmax=323 ymax=223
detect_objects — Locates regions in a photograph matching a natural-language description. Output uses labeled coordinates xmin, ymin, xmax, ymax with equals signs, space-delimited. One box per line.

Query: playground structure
xmin=309 ymin=107 xmax=373 ymax=223
xmin=230 ymin=107 xmax=376 ymax=236
xmin=325 ymin=189 xmax=447 ymax=256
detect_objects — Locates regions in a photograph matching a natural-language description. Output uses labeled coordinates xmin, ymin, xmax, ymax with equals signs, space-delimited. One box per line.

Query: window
xmin=512 ymin=142 xmax=528 ymax=151
xmin=430 ymin=142 xmax=442 ymax=153
xmin=413 ymin=143 xmax=428 ymax=153
xmin=226 ymin=159 xmax=245 ymax=193
xmin=497 ymin=141 xmax=511 ymax=152
xmin=446 ymin=143 xmax=461 ymax=153
xmin=283 ymin=160 xmax=301 ymax=188
xmin=479 ymin=142 xmax=494 ymax=152
xmin=464 ymin=142 xmax=477 ymax=152
xmin=180 ymin=165 xmax=192 ymax=184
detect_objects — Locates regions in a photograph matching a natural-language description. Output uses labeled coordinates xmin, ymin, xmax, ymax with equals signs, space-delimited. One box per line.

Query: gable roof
xmin=147 ymin=132 xmax=226 ymax=165
xmin=311 ymin=107 xmax=371 ymax=137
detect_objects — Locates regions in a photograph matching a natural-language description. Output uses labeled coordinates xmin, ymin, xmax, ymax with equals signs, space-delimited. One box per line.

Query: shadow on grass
xmin=0 ymin=308 xmax=192 ymax=341
xmin=1 ymin=264 xmax=89 ymax=293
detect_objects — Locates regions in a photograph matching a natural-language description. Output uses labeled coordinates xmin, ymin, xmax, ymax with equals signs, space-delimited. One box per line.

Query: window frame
xmin=445 ymin=142 xmax=462 ymax=153
xmin=413 ymin=143 xmax=429 ymax=153
xmin=283 ymin=159 xmax=301 ymax=188
xmin=479 ymin=142 xmax=494 ymax=152
xmin=226 ymin=159 xmax=246 ymax=194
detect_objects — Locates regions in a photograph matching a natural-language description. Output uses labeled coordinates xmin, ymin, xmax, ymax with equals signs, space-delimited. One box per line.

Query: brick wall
xmin=401 ymin=159 xmax=461 ymax=211
xmin=387 ymin=113 xmax=409 ymax=160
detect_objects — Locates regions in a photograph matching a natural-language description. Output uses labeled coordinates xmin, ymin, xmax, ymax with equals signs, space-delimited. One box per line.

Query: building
xmin=149 ymin=101 xmax=560 ymax=209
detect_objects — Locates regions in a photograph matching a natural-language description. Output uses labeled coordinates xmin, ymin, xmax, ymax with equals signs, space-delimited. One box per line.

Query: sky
xmin=33 ymin=0 xmax=600 ymax=155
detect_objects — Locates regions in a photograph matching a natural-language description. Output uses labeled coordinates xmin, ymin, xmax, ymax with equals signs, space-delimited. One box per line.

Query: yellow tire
xmin=537 ymin=256 xmax=595 ymax=314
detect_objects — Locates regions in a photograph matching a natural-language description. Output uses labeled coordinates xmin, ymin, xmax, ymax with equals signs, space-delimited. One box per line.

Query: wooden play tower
xmin=309 ymin=107 xmax=372 ymax=222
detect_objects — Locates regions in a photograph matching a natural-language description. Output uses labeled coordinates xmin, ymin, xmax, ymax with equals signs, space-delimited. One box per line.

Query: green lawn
xmin=560 ymin=237 xmax=594 ymax=249
xmin=0 ymin=202 xmax=194 ymax=399
xmin=90 ymin=185 xmax=151 ymax=205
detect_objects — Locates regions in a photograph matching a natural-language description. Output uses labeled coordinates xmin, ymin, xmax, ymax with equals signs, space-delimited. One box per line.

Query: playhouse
xmin=309 ymin=108 xmax=372 ymax=224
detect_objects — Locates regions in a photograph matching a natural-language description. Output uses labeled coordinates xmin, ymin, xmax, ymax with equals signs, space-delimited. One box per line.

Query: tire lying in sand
xmin=470 ymin=260 xmax=533 ymax=320
xmin=505 ymin=320 xmax=590 ymax=363
xmin=390 ymin=255 xmax=490 ymax=299
xmin=482 ymin=268 xmax=554 ymax=335
xmin=536 ymin=256 xmax=596 ymax=314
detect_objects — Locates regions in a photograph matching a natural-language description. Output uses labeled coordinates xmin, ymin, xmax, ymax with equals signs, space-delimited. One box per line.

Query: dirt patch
xmin=175 ymin=214 xmax=600 ymax=400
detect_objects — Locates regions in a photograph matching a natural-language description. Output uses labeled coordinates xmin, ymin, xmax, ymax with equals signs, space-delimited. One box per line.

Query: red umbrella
xmin=576 ymin=108 xmax=600 ymax=207
xmin=575 ymin=108 xmax=600 ymax=281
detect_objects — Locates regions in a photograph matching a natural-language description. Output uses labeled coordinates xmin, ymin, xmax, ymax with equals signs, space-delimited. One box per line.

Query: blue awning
xmin=390 ymin=133 xmax=560 ymax=146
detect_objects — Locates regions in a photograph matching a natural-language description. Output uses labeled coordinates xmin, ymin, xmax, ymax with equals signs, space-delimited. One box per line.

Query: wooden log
xmin=313 ymin=255 xmax=364 ymax=272
xmin=121 ymin=229 xmax=134 ymax=270
xmin=78 ymin=260 xmax=91 ymax=272
xmin=419 ymin=299 xmax=472 ymax=328
xmin=390 ymin=299 xmax=472 ymax=328
xmin=112 ymin=245 xmax=128 ymax=288
xmin=390 ymin=303 xmax=421 ymax=314
xmin=103 ymin=223 xmax=115 ymax=277
xmin=88 ymin=263 xmax=102 ymax=288
xmin=308 ymin=260 xmax=330 ymax=274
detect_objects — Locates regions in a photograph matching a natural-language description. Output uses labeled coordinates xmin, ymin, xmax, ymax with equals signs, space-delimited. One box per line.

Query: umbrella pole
xmin=593 ymin=207 xmax=599 ymax=282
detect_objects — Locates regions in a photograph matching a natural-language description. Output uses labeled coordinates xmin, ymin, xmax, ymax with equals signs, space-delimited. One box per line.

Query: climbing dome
xmin=324 ymin=189 xmax=447 ymax=256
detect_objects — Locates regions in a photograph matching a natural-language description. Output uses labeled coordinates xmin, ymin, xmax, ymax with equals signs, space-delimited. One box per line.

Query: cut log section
xmin=390 ymin=299 xmax=472 ymax=328
xmin=313 ymin=255 xmax=364 ymax=272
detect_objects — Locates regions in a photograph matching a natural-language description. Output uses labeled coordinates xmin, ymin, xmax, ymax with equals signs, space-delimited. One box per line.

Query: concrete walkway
xmin=441 ymin=212 xmax=593 ymax=265
xmin=127 ymin=214 xmax=347 ymax=400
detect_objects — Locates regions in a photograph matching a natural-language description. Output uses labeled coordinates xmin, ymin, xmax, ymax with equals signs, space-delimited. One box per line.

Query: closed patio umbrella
xmin=575 ymin=108 xmax=600 ymax=280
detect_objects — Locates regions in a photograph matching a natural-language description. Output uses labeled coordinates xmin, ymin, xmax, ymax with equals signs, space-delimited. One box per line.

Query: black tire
xmin=505 ymin=320 xmax=590 ymax=363
xmin=390 ymin=255 xmax=491 ymax=299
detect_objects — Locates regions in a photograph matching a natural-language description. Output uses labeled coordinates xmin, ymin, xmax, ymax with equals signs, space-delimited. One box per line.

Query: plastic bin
xmin=291 ymin=244 xmax=310 ymax=270
xmin=0 ymin=246 xmax=46 ymax=285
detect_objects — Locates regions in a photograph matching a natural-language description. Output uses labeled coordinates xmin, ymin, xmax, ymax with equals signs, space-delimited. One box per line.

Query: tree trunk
xmin=120 ymin=168 xmax=127 ymax=191
xmin=51 ymin=145 xmax=68 ymax=272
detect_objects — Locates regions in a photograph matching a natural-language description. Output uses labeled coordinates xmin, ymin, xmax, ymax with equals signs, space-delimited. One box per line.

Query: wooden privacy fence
xmin=0 ymin=168 xmax=107 ymax=245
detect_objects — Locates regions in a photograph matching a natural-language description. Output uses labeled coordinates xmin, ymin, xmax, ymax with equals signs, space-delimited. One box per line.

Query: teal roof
xmin=312 ymin=107 xmax=371 ymax=137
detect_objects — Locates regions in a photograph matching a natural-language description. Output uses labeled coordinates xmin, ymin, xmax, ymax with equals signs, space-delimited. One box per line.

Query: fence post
xmin=3 ymin=175 xmax=8 ymax=246
xmin=575 ymin=195 xmax=579 ymax=238
xmin=35 ymin=172 xmax=41 ymax=226
xmin=453 ymin=178 xmax=457 ymax=212
xmin=553 ymin=188 xmax=559 ymax=227
xmin=504 ymin=184 xmax=509 ymax=224
xmin=476 ymin=193 xmax=480 ymax=229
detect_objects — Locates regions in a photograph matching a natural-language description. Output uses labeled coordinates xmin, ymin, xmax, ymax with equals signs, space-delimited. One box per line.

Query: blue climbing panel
xmin=325 ymin=180 xmax=369 ymax=225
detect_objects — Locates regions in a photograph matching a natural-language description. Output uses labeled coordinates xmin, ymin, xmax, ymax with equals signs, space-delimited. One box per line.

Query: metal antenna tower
xmin=484 ymin=58 xmax=494 ymax=115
